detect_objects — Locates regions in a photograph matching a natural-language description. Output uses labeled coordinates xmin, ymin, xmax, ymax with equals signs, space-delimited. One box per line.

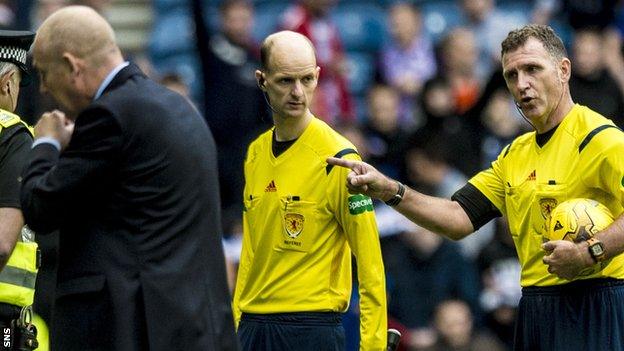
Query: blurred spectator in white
xmin=363 ymin=84 xmax=409 ymax=180
xmin=281 ymin=0 xmax=354 ymax=125
xmin=221 ymin=217 xmax=243 ymax=293
xmin=193 ymin=0 xmax=272 ymax=218
xmin=424 ymin=299 xmax=507 ymax=351
xmin=459 ymin=0 xmax=527 ymax=83
xmin=439 ymin=27 xmax=481 ymax=115
xmin=404 ymin=132 xmax=494 ymax=260
xmin=379 ymin=2 xmax=436 ymax=129
xmin=477 ymin=218 xmax=521 ymax=351
xmin=569 ymin=28 xmax=624 ymax=127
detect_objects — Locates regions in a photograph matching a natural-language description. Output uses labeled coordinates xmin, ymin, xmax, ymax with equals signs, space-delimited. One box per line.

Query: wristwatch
xmin=384 ymin=182 xmax=405 ymax=207
xmin=586 ymin=237 xmax=606 ymax=263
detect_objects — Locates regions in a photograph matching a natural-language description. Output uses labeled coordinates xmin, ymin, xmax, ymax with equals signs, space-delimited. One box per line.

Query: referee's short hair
xmin=501 ymin=24 xmax=567 ymax=61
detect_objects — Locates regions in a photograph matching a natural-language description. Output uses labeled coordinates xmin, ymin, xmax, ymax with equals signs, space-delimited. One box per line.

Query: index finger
xmin=326 ymin=157 xmax=358 ymax=170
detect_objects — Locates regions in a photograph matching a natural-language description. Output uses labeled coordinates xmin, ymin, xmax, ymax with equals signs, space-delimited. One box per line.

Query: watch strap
xmin=586 ymin=237 xmax=606 ymax=263
xmin=384 ymin=182 xmax=405 ymax=207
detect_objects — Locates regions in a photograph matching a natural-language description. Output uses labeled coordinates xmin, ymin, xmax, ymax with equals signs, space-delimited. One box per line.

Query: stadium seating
xmin=148 ymin=9 xmax=195 ymax=58
xmin=252 ymin=3 xmax=290 ymax=42
xmin=420 ymin=0 xmax=462 ymax=43
xmin=331 ymin=3 xmax=388 ymax=52
xmin=344 ymin=51 xmax=375 ymax=96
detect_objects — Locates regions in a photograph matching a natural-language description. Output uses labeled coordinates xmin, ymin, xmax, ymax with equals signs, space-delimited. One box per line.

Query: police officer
xmin=0 ymin=30 xmax=39 ymax=351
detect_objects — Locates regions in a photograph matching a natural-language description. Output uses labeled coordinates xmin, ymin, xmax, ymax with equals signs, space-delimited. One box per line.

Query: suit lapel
xmin=100 ymin=63 xmax=146 ymax=96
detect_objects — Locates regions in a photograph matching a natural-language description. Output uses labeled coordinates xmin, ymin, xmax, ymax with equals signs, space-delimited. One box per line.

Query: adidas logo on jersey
xmin=526 ymin=170 xmax=536 ymax=181
xmin=265 ymin=180 xmax=277 ymax=192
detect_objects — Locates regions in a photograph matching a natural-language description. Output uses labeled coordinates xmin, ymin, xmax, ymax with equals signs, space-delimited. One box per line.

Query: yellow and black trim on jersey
xmin=468 ymin=104 xmax=624 ymax=287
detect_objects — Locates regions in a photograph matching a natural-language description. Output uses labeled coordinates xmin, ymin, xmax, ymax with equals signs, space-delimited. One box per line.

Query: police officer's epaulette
xmin=0 ymin=111 xmax=32 ymax=145
xmin=0 ymin=111 xmax=20 ymax=129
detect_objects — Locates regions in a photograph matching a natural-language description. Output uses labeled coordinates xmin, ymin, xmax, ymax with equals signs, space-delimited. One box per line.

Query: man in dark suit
xmin=20 ymin=6 xmax=238 ymax=351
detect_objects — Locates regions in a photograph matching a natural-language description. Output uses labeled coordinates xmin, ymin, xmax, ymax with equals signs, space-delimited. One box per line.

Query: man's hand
xmin=34 ymin=110 xmax=75 ymax=150
xmin=542 ymin=240 xmax=594 ymax=280
xmin=326 ymin=157 xmax=396 ymax=201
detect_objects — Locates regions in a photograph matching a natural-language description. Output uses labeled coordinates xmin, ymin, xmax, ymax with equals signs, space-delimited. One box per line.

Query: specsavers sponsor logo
xmin=348 ymin=194 xmax=373 ymax=215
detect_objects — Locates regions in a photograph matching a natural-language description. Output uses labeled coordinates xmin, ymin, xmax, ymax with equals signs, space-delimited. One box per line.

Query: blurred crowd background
xmin=4 ymin=0 xmax=624 ymax=350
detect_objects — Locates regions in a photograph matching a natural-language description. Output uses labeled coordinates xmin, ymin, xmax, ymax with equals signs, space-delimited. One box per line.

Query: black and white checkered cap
xmin=0 ymin=45 xmax=28 ymax=66
xmin=0 ymin=30 xmax=35 ymax=85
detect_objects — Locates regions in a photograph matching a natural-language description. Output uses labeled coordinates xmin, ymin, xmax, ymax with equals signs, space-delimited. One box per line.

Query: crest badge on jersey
xmin=284 ymin=213 xmax=305 ymax=238
xmin=539 ymin=198 xmax=558 ymax=220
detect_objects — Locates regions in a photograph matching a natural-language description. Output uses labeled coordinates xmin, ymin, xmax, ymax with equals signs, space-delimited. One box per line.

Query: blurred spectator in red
xmin=439 ymin=28 xmax=481 ymax=115
xmin=424 ymin=300 xmax=507 ymax=351
xmin=363 ymin=84 xmax=409 ymax=180
xmin=459 ymin=0 xmax=527 ymax=83
xmin=379 ymin=2 xmax=436 ymax=129
xmin=569 ymin=28 xmax=624 ymax=127
xmin=193 ymin=0 xmax=272 ymax=219
xmin=280 ymin=0 xmax=354 ymax=125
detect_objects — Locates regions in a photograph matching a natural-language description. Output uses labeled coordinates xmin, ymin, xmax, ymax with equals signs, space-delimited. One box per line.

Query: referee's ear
xmin=255 ymin=70 xmax=266 ymax=91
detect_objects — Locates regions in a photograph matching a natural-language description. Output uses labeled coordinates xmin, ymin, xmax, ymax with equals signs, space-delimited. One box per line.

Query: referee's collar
xmin=94 ymin=61 xmax=129 ymax=101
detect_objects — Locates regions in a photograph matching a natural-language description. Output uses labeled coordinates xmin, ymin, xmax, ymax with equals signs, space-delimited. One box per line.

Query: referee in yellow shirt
xmin=232 ymin=31 xmax=387 ymax=350
xmin=328 ymin=24 xmax=624 ymax=351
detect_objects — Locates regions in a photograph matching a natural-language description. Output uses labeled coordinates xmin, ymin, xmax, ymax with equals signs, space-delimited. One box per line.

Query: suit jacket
xmin=21 ymin=64 xmax=238 ymax=351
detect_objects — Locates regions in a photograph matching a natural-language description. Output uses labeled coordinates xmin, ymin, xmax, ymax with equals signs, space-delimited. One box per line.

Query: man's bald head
xmin=260 ymin=31 xmax=316 ymax=72
xmin=34 ymin=5 xmax=119 ymax=66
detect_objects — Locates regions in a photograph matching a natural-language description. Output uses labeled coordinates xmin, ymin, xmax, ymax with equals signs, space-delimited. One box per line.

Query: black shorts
xmin=514 ymin=278 xmax=624 ymax=351
xmin=238 ymin=312 xmax=345 ymax=351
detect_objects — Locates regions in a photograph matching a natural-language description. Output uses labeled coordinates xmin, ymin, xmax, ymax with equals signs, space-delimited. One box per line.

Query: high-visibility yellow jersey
xmin=470 ymin=104 xmax=624 ymax=286
xmin=233 ymin=117 xmax=387 ymax=349
xmin=0 ymin=108 xmax=38 ymax=307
